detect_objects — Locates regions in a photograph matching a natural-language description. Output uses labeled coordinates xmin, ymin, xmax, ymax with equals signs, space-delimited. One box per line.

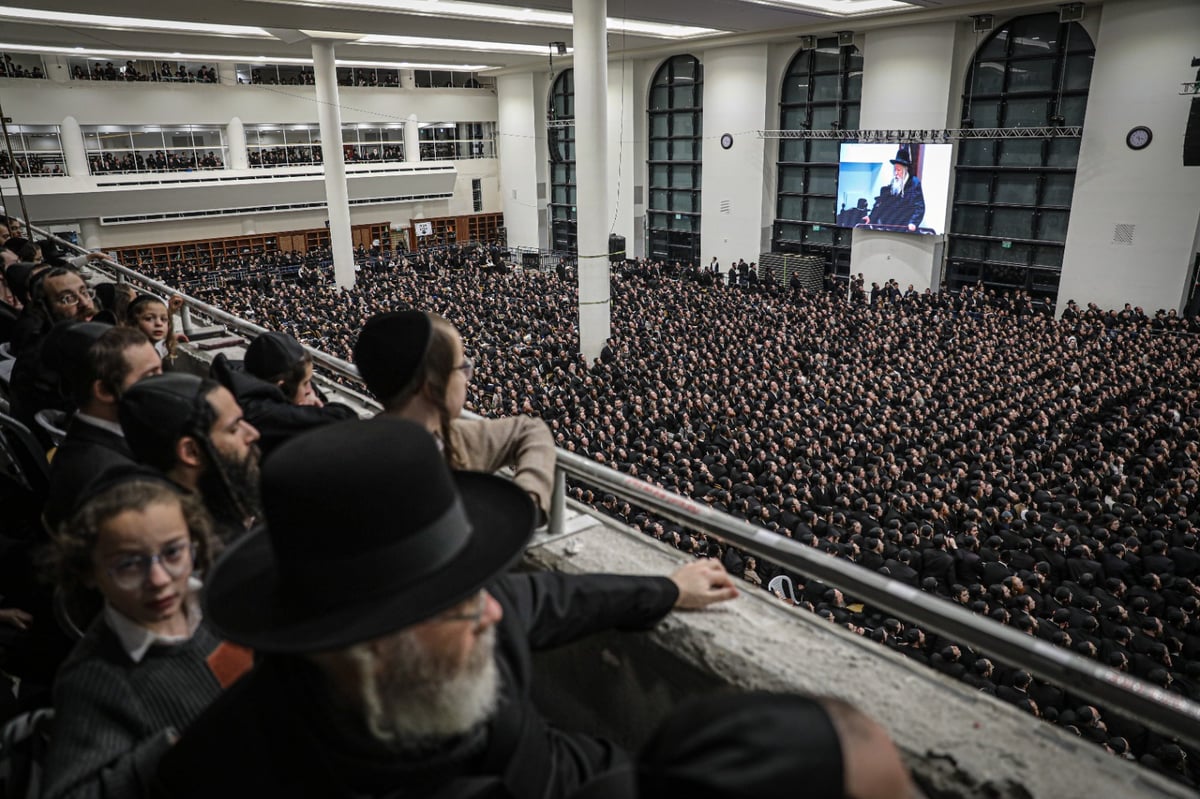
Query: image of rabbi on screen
xmin=861 ymin=145 xmax=925 ymax=232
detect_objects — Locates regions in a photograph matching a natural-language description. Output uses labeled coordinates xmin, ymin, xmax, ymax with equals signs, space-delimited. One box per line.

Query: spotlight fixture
xmin=1048 ymin=113 xmax=1066 ymax=127
xmin=960 ymin=119 xmax=974 ymax=130
xmin=799 ymin=35 xmax=818 ymax=49
xmin=1058 ymin=2 xmax=1084 ymax=23
xmin=837 ymin=31 xmax=854 ymax=47
xmin=551 ymin=41 xmax=567 ymax=55
xmin=830 ymin=120 xmax=841 ymax=130
xmin=972 ymin=14 xmax=994 ymax=34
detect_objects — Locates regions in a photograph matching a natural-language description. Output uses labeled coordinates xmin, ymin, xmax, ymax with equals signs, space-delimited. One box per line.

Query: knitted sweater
xmin=43 ymin=616 xmax=248 ymax=799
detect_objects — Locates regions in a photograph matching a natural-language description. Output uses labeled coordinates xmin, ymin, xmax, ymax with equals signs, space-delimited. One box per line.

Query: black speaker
xmin=522 ymin=252 xmax=539 ymax=268
xmin=1184 ymin=98 xmax=1200 ymax=167
xmin=608 ymin=234 xmax=626 ymax=263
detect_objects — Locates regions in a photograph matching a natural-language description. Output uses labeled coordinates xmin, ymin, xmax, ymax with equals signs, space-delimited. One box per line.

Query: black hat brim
xmin=202 ymin=470 xmax=534 ymax=653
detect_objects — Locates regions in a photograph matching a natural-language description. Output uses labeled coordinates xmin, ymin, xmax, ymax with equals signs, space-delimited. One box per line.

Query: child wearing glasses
xmin=42 ymin=474 xmax=251 ymax=799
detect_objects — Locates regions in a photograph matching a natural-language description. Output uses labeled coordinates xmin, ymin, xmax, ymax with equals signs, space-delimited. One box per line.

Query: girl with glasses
xmin=42 ymin=476 xmax=251 ymax=799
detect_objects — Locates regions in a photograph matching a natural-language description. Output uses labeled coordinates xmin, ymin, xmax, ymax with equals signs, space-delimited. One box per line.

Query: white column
xmin=46 ymin=56 xmax=70 ymax=83
xmin=401 ymin=69 xmax=416 ymax=89
xmin=79 ymin=218 xmax=102 ymax=250
xmin=405 ymin=114 xmax=421 ymax=162
xmin=227 ymin=116 xmax=249 ymax=170
xmin=573 ymin=0 xmax=611 ymax=363
xmin=311 ymin=40 xmax=356 ymax=290
xmin=60 ymin=115 xmax=89 ymax=177
xmin=241 ymin=217 xmax=257 ymax=235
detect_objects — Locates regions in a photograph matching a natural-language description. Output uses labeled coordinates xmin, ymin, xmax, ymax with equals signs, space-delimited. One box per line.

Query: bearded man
xmin=154 ymin=419 xmax=737 ymax=798
xmin=862 ymin=145 xmax=926 ymax=232
xmin=118 ymin=373 xmax=262 ymax=543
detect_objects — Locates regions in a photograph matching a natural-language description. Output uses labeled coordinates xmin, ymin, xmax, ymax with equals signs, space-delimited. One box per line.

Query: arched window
xmin=646 ymin=55 xmax=702 ymax=266
xmin=947 ymin=13 xmax=1094 ymax=303
xmin=773 ymin=38 xmax=862 ymax=278
xmin=548 ymin=69 xmax=576 ymax=253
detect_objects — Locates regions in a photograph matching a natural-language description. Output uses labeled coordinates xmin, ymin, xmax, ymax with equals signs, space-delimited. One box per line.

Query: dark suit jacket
xmin=44 ymin=416 xmax=136 ymax=531
xmin=211 ymin=355 xmax=357 ymax=456
xmin=156 ymin=572 xmax=679 ymax=799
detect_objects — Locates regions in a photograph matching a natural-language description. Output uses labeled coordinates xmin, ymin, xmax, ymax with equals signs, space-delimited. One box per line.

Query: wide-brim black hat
xmin=203 ymin=418 xmax=534 ymax=653
xmin=889 ymin=146 xmax=915 ymax=167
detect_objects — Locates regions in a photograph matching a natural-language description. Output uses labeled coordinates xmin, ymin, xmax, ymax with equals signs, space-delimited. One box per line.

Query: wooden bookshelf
xmin=407 ymin=212 xmax=504 ymax=251
xmin=113 ymin=222 xmax=393 ymax=269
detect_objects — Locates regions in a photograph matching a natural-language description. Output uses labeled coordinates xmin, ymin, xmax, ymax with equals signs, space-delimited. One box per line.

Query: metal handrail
xmin=29 ymin=226 xmax=1200 ymax=752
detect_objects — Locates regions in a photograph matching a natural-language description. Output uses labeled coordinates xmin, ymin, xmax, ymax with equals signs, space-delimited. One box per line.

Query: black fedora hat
xmin=203 ymin=418 xmax=534 ymax=653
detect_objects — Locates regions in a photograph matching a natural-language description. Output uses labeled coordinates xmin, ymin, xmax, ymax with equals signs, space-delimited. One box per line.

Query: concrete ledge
xmin=524 ymin=511 xmax=1193 ymax=799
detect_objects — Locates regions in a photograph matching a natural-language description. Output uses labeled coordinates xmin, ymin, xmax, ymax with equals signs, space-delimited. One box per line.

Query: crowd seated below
xmin=0 ymin=218 xmax=925 ymax=798
xmin=0 ymin=217 xmax=1197 ymax=790
xmin=106 ymin=242 xmax=1200 ymax=787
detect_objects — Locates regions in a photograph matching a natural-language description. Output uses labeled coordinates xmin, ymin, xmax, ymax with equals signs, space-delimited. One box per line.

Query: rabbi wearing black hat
xmin=119 ymin=373 xmax=261 ymax=543
xmin=210 ymin=330 xmax=356 ymax=455
xmin=155 ymin=418 xmax=737 ymax=798
xmin=861 ymin=145 xmax=926 ymax=232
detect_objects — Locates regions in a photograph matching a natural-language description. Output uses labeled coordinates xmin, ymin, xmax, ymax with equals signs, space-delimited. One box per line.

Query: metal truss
xmin=546 ymin=119 xmax=574 ymax=129
xmin=758 ymin=127 xmax=1082 ymax=141
xmin=1180 ymin=82 xmax=1200 ymax=96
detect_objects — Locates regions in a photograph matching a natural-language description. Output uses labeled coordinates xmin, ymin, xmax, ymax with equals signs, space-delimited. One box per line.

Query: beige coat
xmin=449 ymin=415 xmax=556 ymax=522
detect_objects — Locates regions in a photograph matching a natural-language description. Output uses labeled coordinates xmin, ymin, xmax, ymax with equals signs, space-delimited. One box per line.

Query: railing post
xmin=550 ymin=465 xmax=566 ymax=536
xmin=180 ymin=305 xmax=194 ymax=337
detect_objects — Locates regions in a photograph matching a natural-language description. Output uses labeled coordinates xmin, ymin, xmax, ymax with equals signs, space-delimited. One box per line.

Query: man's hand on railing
xmin=670 ymin=559 xmax=739 ymax=610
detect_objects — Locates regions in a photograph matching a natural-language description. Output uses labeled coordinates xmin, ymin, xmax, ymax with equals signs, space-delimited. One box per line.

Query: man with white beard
xmin=861 ymin=145 xmax=926 ymax=233
xmin=154 ymin=418 xmax=737 ymax=798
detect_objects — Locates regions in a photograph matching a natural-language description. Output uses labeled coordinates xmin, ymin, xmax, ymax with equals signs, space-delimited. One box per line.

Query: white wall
xmin=608 ymin=57 xmax=638 ymax=255
xmin=496 ymin=73 xmax=540 ymax=248
xmin=851 ymin=21 xmax=958 ymax=292
xmin=632 ymin=58 xmax=657 ymax=259
xmin=1057 ymin=0 xmax=1200 ymax=313
xmin=699 ymin=43 xmax=769 ymax=268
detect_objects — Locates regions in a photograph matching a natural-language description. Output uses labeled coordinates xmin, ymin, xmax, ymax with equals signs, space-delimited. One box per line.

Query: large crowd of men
xmin=1 ymin=220 xmax=922 ymax=797
xmin=3 ymin=217 xmax=1199 ymax=788
xmin=128 ymin=246 xmax=1200 ymax=786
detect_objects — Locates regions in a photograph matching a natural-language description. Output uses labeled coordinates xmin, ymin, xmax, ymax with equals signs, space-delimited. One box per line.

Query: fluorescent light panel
xmin=249 ymin=0 xmax=721 ymax=38
xmin=355 ymin=34 xmax=569 ymax=55
xmin=0 ymin=42 xmax=491 ymax=70
xmin=747 ymin=0 xmax=912 ymax=13
xmin=0 ymin=5 xmax=272 ymax=37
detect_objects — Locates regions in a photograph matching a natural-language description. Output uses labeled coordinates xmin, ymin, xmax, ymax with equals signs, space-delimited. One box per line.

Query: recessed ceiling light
xmin=0 ymin=41 xmax=493 ymax=70
xmin=739 ymin=0 xmax=911 ymax=14
xmin=0 ymin=5 xmax=273 ymax=36
xmin=245 ymin=0 xmax=721 ymax=38
xmin=355 ymin=34 xmax=569 ymax=55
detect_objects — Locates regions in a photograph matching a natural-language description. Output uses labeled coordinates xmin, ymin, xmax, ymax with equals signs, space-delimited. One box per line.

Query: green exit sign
xmin=1001 ymin=240 xmax=1013 ymax=249
xmin=813 ymin=225 xmax=822 ymax=231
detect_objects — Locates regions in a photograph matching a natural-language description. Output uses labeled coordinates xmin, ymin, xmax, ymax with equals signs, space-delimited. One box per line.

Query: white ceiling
xmin=0 ymin=0 xmax=1063 ymax=70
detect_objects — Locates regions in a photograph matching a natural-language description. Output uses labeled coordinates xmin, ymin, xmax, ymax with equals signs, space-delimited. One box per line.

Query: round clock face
xmin=720 ymin=133 xmax=733 ymax=150
xmin=1126 ymin=126 xmax=1152 ymax=150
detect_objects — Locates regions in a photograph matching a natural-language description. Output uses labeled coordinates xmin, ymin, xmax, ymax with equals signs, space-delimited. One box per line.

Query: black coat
xmin=44 ymin=416 xmax=136 ymax=531
xmin=211 ymin=354 xmax=357 ymax=456
xmin=155 ymin=572 xmax=679 ymax=799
